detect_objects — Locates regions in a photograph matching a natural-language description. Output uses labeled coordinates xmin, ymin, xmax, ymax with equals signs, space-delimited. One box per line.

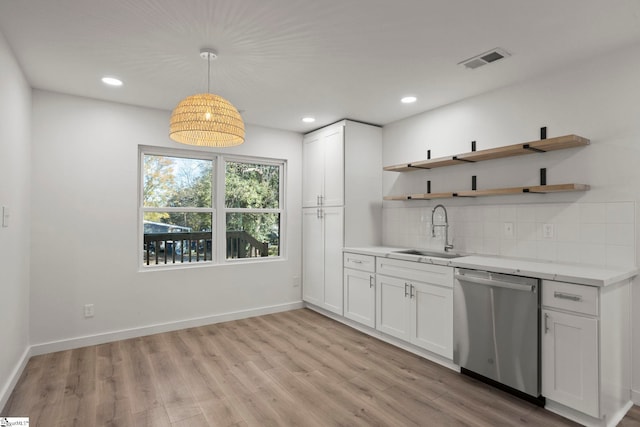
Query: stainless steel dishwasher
xmin=453 ymin=268 xmax=543 ymax=405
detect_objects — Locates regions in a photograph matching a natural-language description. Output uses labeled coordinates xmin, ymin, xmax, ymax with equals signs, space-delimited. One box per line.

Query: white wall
xmin=0 ymin=32 xmax=31 ymax=409
xmin=381 ymin=42 xmax=640 ymax=400
xmin=30 ymin=90 xmax=302 ymax=349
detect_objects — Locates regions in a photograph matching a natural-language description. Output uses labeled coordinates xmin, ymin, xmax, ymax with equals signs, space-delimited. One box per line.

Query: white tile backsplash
xmin=555 ymin=223 xmax=579 ymax=242
xmin=554 ymin=204 xmax=580 ymax=224
xmin=536 ymin=241 xmax=557 ymax=262
xmin=515 ymin=240 xmax=538 ymax=259
xmin=516 ymin=222 xmax=536 ymax=241
xmin=499 ymin=206 xmax=517 ymax=222
xmin=556 ymin=242 xmax=582 ymax=264
xmin=579 ymin=223 xmax=606 ymax=244
xmin=517 ymin=206 xmax=536 ymax=222
xmin=579 ymin=243 xmax=607 ymax=265
xmin=382 ymin=201 xmax=636 ymax=269
xmin=534 ymin=204 xmax=559 ymax=223
xmin=606 ymin=202 xmax=635 ymax=224
xmin=606 ymin=244 xmax=636 ymax=268
xmin=579 ymin=203 xmax=607 ymax=223
xmin=606 ymin=223 xmax=635 ymax=246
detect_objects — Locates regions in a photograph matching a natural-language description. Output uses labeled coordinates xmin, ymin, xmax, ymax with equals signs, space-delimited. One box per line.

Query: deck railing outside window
xmin=144 ymin=230 xmax=268 ymax=265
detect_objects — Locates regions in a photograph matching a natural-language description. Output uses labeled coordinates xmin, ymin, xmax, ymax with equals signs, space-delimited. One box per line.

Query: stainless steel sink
xmin=392 ymin=249 xmax=462 ymax=259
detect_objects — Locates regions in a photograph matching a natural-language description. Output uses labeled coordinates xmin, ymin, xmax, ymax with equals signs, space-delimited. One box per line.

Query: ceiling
xmin=1 ymin=0 xmax=640 ymax=133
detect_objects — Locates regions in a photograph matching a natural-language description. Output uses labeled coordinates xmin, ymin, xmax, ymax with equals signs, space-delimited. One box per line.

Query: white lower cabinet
xmin=375 ymin=258 xmax=453 ymax=359
xmin=542 ymin=308 xmax=599 ymax=417
xmin=376 ymin=274 xmax=411 ymax=341
xmin=541 ymin=279 xmax=632 ymax=424
xmin=343 ymin=252 xmax=376 ymax=328
xmin=410 ymin=281 xmax=453 ymax=358
xmin=343 ymin=268 xmax=376 ymax=328
xmin=302 ymin=207 xmax=344 ymax=315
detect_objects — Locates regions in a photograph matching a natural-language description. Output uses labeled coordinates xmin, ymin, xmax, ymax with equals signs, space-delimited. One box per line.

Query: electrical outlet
xmin=292 ymin=275 xmax=300 ymax=288
xmin=543 ymin=223 xmax=555 ymax=239
xmin=503 ymin=222 xmax=514 ymax=238
xmin=84 ymin=304 xmax=94 ymax=318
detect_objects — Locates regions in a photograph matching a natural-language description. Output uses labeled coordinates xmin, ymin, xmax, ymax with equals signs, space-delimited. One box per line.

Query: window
xmin=140 ymin=148 xmax=284 ymax=267
xmin=142 ymin=152 xmax=215 ymax=265
xmin=225 ymin=160 xmax=283 ymax=259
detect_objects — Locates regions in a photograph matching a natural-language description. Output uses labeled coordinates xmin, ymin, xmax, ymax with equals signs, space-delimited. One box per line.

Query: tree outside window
xmin=225 ymin=160 xmax=282 ymax=259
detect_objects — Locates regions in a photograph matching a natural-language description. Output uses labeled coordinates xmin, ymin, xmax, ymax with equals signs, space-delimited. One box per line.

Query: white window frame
xmin=220 ymin=155 xmax=286 ymax=263
xmin=138 ymin=146 xmax=286 ymax=268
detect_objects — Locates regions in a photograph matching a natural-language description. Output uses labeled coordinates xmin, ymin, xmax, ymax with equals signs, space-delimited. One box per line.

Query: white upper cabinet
xmin=302 ymin=125 xmax=344 ymax=208
xmin=302 ymin=132 xmax=324 ymax=208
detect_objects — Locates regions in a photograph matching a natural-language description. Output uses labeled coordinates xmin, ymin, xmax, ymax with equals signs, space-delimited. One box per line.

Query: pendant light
xmin=169 ymin=48 xmax=245 ymax=147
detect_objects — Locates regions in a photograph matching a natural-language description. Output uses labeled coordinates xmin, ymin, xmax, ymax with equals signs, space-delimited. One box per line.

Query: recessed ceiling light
xmin=101 ymin=77 xmax=123 ymax=86
xmin=302 ymin=117 xmax=316 ymax=123
xmin=401 ymin=96 xmax=417 ymax=104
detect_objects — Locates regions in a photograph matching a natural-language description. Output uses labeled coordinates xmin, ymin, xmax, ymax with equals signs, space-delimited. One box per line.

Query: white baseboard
xmin=0 ymin=346 xmax=31 ymax=413
xmin=545 ymin=398 xmax=633 ymax=427
xmin=30 ymin=301 xmax=304 ymax=356
xmin=632 ymin=389 xmax=640 ymax=405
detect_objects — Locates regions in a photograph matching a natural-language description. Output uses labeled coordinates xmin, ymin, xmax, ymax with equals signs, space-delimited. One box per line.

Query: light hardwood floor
xmin=3 ymin=308 xmax=640 ymax=426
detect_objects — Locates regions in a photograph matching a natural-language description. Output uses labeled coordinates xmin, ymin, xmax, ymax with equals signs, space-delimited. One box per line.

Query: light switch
xmin=542 ymin=223 xmax=554 ymax=239
xmin=2 ymin=206 xmax=8 ymax=228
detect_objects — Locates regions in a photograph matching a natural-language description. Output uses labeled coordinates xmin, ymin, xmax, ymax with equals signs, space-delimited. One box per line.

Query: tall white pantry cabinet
xmin=302 ymin=120 xmax=382 ymax=314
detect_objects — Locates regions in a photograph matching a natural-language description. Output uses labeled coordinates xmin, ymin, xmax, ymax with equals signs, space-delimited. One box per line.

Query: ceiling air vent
xmin=459 ymin=48 xmax=511 ymax=70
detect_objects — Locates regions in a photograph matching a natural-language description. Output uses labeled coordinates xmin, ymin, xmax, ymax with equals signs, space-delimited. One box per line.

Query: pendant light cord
xmin=207 ymin=53 xmax=211 ymax=93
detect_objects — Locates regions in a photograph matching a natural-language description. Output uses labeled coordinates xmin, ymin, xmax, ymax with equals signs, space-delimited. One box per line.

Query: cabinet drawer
xmin=542 ymin=280 xmax=598 ymax=316
xmin=376 ymin=257 xmax=453 ymax=288
xmin=343 ymin=253 xmax=375 ymax=272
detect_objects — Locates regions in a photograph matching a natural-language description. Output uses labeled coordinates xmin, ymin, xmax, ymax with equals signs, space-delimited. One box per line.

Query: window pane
xmin=143 ymin=212 xmax=213 ymax=265
xmin=144 ymin=155 xmax=213 ymax=208
xmin=226 ymin=213 xmax=280 ymax=258
xmin=225 ymin=162 xmax=279 ymax=209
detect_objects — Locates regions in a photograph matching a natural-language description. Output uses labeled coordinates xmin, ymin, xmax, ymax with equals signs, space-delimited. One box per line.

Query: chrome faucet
xmin=431 ymin=204 xmax=454 ymax=252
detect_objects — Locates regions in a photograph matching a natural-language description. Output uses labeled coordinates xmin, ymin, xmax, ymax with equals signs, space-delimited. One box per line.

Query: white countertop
xmin=343 ymin=246 xmax=638 ymax=287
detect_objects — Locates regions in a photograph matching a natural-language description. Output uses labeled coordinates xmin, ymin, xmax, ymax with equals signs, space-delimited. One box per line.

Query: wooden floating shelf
xmin=384 ymin=184 xmax=590 ymax=201
xmin=383 ymin=195 xmax=414 ymax=201
xmin=456 ymin=187 xmax=528 ymax=197
xmin=408 ymin=192 xmax=456 ymax=200
xmin=383 ymin=134 xmax=590 ymax=172
xmin=527 ymin=183 xmax=590 ymax=193
xmin=385 ymin=158 xmax=467 ymax=172
xmin=382 ymin=192 xmax=457 ymax=201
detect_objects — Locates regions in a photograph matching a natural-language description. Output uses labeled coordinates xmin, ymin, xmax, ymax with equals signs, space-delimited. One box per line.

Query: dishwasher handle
xmin=455 ymin=273 xmax=536 ymax=292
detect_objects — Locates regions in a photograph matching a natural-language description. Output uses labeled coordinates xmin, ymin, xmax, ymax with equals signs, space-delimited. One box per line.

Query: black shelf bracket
xmin=523 ymin=143 xmax=545 ymax=153
xmin=453 ymin=156 xmax=475 ymax=163
xmin=408 ymin=163 xmax=430 ymax=170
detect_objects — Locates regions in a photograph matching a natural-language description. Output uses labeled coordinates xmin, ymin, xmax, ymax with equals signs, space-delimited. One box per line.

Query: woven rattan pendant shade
xmin=169 ymin=93 xmax=245 ymax=147
xmin=169 ymin=48 xmax=245 ymax=147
